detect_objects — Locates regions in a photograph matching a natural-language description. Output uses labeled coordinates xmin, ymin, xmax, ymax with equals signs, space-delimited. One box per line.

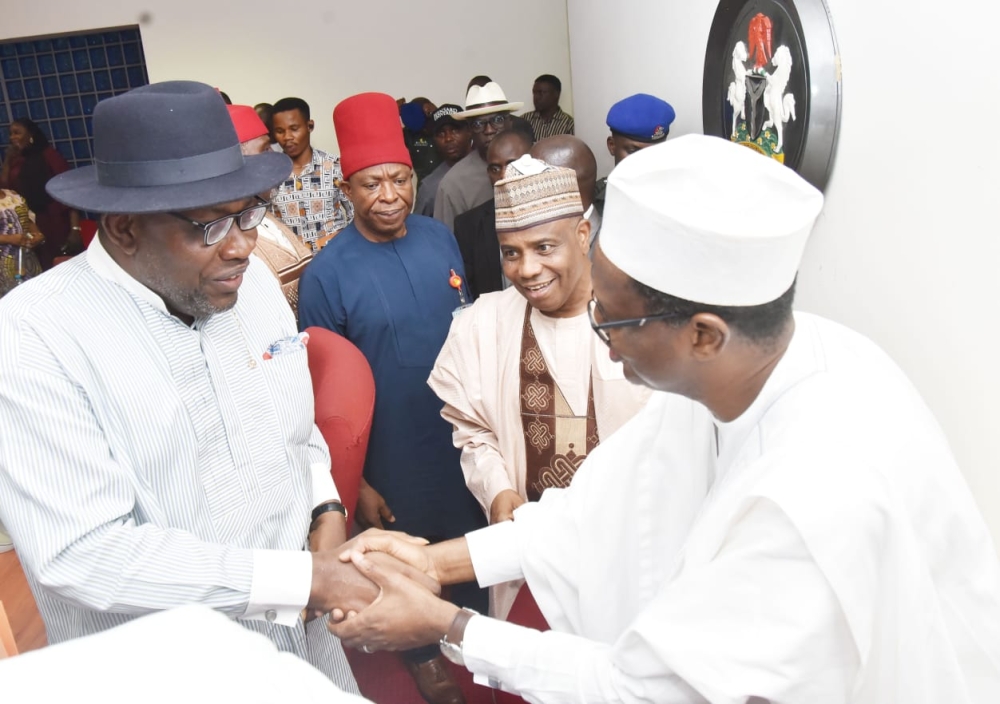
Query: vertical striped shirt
xmin=0 ymin=240 xmax=356 ymax=691
xmin=521 ymin=107 xmax=576 ymax=140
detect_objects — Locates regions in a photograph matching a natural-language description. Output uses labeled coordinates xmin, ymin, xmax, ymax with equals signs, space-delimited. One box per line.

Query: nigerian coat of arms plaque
xmin=702 ymin=0 xmax=842 ymax=191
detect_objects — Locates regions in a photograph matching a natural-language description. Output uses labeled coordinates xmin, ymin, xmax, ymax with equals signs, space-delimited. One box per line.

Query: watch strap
xmin=310 ymin=500 xmax=347 ymax=532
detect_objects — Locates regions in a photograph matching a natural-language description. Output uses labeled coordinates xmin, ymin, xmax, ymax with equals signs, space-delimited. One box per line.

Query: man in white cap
xmin=429 ymin=155 xmax=649 ymax=619
xmin=328 ymin=135 xmax=1000 ymax=703
xmin=433 ymin=81 xmax=523 ymax=231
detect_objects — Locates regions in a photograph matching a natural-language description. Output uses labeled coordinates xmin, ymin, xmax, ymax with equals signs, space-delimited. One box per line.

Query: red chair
xmin=305 ymin=326 xmax=374 ymax=522
xmin=493 ymin=586 xmax=550 ymax=704
xmin=306 ymin=327 xmax=494 ymax=703
xmin=79 ymin=219 xmax=98 ymax=249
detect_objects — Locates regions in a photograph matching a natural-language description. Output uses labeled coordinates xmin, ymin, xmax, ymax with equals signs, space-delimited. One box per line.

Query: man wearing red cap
xmin=227 ymin=105 xmax=313 ymax=319
xmin=298 ymin=92 xmax=487 ymax=704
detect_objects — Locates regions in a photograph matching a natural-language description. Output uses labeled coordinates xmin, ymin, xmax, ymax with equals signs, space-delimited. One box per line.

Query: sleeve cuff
xmin=310 ymin=462 xmax=339 ymax=508
xmin=466 ymin=520 xmax=523 ymax=587
xmin=463 ymin=615 xmax=534 ymax=691
xmin=243 ymin=550 xmax=312 ymax=627
xmin=477 ymin=463 xmax=515 ymax=513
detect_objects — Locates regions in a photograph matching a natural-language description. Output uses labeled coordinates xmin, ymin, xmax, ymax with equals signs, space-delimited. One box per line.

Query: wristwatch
xmin=439 ymin=607 xmax=478 ymax=666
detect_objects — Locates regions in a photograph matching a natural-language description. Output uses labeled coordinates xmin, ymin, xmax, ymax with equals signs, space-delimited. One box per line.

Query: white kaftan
xmin=460 ymin=312 xmax=1000 ymax=703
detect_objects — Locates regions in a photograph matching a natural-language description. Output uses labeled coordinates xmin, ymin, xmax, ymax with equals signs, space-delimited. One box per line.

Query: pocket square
xmin=263 ymin=332 xmax=310 ymax=360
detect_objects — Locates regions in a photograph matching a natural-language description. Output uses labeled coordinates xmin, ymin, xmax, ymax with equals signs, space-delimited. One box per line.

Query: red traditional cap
xmin=226 ymin=104 xmax=268 ymax=143
xmin=333 ymin=92 xmax=412 ymax=179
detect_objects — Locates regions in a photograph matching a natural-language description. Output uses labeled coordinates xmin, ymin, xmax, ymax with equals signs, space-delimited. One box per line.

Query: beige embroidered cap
xmin=494 ymin=155 xmax=584 ymax=233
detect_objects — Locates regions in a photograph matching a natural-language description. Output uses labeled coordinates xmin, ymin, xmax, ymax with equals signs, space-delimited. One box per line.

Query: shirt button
xmin=265 ymin=609 xmax=277 ymax=622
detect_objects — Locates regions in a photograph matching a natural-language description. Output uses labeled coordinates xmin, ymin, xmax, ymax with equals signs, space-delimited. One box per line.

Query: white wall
xmin=4 ymin=0 xmax=573 ymax=153
xmin=567 ymin=0 xmax=1000 ymax=547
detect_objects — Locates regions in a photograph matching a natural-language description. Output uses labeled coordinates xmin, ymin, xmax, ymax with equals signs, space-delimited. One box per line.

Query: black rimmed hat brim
xmin=46 ymin=151 xmax=292 ymax=214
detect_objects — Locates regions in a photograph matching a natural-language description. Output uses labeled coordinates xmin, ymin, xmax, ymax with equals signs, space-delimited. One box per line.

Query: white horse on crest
xmin=726 ymin=41 xmax=749 ymax=138
xmin=761 ymin=45 xmax=797 ymax=153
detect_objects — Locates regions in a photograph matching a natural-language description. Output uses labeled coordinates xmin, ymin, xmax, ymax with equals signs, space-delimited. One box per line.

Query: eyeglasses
xmin=167 ymin=196 xmax=270 ymax=246
xmin=587 ymin=297 xmax=679 ymax=347
xmin=469 ymin=114 xmax=509 ymax=133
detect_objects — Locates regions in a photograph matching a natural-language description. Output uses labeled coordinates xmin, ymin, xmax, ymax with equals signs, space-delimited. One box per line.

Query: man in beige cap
xmin=429 ymin=155 xmax=649 ymax=618
xmin=433 ymin=82 xmax=523 ymax=231
xmin=330 ymin=135 xmax=1000 ymax=704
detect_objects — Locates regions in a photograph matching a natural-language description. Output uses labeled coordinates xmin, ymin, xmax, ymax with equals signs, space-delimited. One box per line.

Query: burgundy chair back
xmin=304 ymin=326 xmax=374 ymax=521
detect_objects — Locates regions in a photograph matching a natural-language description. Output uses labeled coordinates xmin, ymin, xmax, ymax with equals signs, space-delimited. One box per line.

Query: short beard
xmin=144 ymin=269 xmax=234 ymax=321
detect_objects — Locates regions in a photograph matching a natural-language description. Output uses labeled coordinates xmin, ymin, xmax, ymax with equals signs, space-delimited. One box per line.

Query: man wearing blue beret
xmin=595 ymin=93 xmax=676 ymax=217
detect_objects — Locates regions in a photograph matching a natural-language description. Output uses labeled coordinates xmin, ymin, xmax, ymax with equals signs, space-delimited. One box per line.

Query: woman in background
xmin=0 ymin=188 xmax=44 ymax=295
xmin=1 ymin=118 xmax=80 ymax=269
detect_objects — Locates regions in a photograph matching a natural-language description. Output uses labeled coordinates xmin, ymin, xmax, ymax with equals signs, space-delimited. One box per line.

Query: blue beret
xmin=400 ymin=101 xmax=427 ymax=132
xmin=606 ymin=94 xmax=676 ymax=142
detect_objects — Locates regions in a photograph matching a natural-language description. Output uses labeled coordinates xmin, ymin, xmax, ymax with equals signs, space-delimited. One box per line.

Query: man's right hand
xmin=308 ymin=549 xmax=441 ymax=617
xmin=490 ymin=489 xmax=525 ymax=524
xmin=338 ymin=529 xmax=437 ymax=581
xmin=356 ymin=479 xmax=395 ymax=529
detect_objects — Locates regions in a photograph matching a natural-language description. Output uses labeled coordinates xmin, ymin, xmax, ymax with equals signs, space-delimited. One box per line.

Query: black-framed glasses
xmin=469 ymin=113 xmax=508 ymax=133
xmin=587 ymin=297 xmax=679 ymax=346
xmin=167 ymin=196 xmax=270 ymax=246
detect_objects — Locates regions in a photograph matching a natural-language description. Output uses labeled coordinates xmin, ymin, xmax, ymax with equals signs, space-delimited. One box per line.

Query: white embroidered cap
xmin=600 ymin=134 xmax=824 ymax=306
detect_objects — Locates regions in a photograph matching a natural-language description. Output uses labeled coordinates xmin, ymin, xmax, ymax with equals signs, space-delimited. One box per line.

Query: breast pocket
xmin=259 ymin=345 xmax=316 ymax=454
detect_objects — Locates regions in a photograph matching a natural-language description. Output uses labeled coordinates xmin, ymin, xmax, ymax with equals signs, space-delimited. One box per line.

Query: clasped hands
xmin=308 ymin=529 xmax=461 ymax=653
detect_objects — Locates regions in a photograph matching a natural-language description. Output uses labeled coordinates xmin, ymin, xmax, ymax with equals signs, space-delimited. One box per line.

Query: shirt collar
xmin=87 ymin=234 xmax=170 ymax=315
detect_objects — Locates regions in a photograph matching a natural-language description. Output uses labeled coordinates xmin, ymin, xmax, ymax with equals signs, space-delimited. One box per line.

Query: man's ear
xmin=606 ymin=135 xmax=615 ymax=158
xmin=688 ymin=313 xmax=730 ymax=362
xmin=100 ymin=213 xmax=141 ymax=256
xmin=339 ymin=176 xmax=353 ymax=200
xmin=575 ymin=217 xmax=591 ymax=254
xmin=307 ymin=119 xmax=315 ymax=133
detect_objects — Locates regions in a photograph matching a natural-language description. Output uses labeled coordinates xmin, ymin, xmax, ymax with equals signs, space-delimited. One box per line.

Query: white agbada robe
xmin=459 ymin=312 xmax=1000 ymax=704
xmin=429 ymin=286 xmax=651 ymax=616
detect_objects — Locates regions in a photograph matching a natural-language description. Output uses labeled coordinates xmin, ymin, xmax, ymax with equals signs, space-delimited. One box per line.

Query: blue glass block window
xmin=89 ymin=47 xmax=107 ymax=69
xmin=94 ymin=70 xmax=111 ymax=92
xmin=20 ymin=56 xmax=38 ymax=77
xmin=38 ymin=54 xmax=56 ymax=75
xmin=24 ymin=78 xmax=42 ymax=99
xmin=1 ymin=26 xmax=148 ymax=171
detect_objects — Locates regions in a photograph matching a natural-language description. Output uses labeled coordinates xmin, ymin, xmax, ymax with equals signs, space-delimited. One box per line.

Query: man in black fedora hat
xmin=0 ymin=81 xmax=421 ymax=692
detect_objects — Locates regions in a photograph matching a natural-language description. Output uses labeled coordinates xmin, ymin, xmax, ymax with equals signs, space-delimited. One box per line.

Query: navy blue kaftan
xmin=298 ymin=215 xmax=487 ymax=544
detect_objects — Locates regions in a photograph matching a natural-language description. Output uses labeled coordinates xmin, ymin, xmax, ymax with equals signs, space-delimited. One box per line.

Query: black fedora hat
xmin=47 ymin=81 xmax=291 ymax=214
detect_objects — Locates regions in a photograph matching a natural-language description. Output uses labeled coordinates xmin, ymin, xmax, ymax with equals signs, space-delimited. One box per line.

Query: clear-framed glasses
xmin=469 ymin=113 xmax=509 ymax=133
xmin=587 ymin=297 xmax=679 ymax=347
xmin=167 ymin=196 xmax=270 ymax=246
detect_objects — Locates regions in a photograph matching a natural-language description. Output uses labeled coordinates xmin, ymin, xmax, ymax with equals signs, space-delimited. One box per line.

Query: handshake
xmin=306 ymin=529 xmax=466 ymax=654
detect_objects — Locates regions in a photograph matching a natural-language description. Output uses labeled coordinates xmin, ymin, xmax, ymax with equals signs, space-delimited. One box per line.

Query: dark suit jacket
xmin=453 ymin=199 xmax=503 ymax=301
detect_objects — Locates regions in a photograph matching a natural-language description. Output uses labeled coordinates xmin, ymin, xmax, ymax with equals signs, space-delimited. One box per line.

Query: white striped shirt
xmin=0 ymin=238 xmax=355 ymax=690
